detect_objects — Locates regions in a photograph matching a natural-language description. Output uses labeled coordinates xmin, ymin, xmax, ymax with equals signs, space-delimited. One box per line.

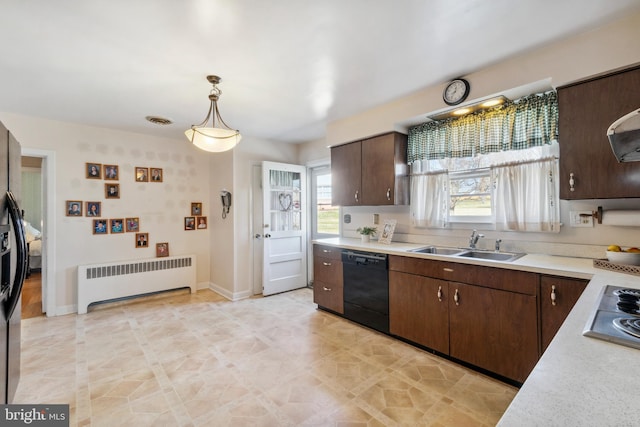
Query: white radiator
xmin=77 ymin=254 xmax=196 ymax=314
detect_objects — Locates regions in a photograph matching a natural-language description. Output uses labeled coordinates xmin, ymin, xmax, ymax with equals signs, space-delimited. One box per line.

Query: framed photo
xmin=85 ymin=201 xmax=101 ymax=217
xmin=103 ymin=164 xmax=119 ymax=180
xmin=126 ymin=217 xmax=140 ymax=232
xmin=110 ymin=218 xmax=124 ymax=234
xmin=66 ymin=200 xmax=82 ymax=216
xmin=196 ymin=216 xmax=208 ymax=229
xmin=93 ymin=219 xmax=108 ymax=235
xmin=191 ymin=202 xmax=202 ymax=216
xmin=378 ymin=219 xmax=397 ymax=245
xmin=135 ymin=167 xmax=149 ymax=182
xmin=184 ymin=216 xmax=195 ymax=230
xmin=135 ymin=232 xmax=149 ymax=248
xmin=156 ymin=242 xmax=169 ymax=257
xmin=150 ymin=167 xmax=163 ymax=182
xmin=105 ymin=183 xmax=120 ymax=199
xmin=86 ymin=163 xmax=102 ymax=179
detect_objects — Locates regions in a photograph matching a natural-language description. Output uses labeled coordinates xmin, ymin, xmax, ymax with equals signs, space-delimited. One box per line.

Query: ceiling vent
xmin=145 ymin=116 xmax=173 ymax=125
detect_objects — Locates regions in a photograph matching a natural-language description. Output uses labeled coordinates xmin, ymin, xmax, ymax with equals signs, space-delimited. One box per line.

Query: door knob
xmin=255 ymin=234 xmax=262 ymax=239
xmin=265 ymin=234 xmax=271 ymax=238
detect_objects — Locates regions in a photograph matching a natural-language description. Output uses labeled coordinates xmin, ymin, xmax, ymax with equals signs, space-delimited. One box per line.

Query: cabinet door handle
xmin=551 ymin=284 xmax=557 ymax=306
xmin=437 ymin=285 xmax=442 ymax=302
xmin=569 ymin=173 xmax=575 ymax=192
xmin=322 ymin=249 xmax=332 ymax=253
xmin=323 ymin=262 xmax=332 ymax=266
xmin=355 ymin=190 xmax=359 ymax=203
xmin=443 ymin=268 xmax=454 ymax=273
xmin=454 ymin=289 xmax=460 ymax=306
xmin=386 ymin=188 xmax=391 ymax=201
xmin=323 ymin=286 xmax=332 ymax=292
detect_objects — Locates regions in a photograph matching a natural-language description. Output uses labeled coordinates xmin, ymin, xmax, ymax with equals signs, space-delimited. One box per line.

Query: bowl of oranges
xmin=606 ymin=245 xmax=640 ymax=265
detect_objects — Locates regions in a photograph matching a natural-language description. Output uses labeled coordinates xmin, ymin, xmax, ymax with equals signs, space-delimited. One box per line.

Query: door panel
xmin=262 ymin=161 xmax=307 ymax=296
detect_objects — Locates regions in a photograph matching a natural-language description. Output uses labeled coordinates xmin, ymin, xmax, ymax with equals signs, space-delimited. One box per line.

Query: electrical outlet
xmin=373 ymin=214 xmax=379 ymax=225
xmin=569 ymin=211 xmax=593 ymax=227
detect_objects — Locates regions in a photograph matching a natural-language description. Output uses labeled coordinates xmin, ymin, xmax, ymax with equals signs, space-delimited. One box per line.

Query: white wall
xmin=299 ymin=11 xmax=640 ymax=258
xmin=0 ymin=113 xmax=212 ymax=314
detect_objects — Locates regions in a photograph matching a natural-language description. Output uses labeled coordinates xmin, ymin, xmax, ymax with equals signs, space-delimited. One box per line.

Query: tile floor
xmin=14 ymin=288 xmax=517 ymax=426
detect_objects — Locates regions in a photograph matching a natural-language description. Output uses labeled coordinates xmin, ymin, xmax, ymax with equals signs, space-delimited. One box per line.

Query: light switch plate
xmin=570 ymin=211 xmax=593 ymax=227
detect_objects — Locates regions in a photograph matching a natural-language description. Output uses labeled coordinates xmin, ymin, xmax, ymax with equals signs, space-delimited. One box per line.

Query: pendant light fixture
xmin=185 ymin=75 xmax=241 ymax=152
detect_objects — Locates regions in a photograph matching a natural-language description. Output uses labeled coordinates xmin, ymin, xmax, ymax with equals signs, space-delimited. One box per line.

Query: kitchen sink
xmin=455 ymin=250 xmax=525 ymax=262
xmin=408 ymin=246 xmax=465 ymax=255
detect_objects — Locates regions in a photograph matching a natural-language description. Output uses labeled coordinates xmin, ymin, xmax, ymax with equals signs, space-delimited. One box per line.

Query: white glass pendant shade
xmin=185 ymin=75 xmax=241 ymax=153
xmin=185 ymin=127 xmax=241 ymax=153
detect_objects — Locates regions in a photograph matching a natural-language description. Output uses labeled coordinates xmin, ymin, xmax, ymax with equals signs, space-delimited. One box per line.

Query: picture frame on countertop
xmin=378 ymin=219 xmax=397 ymax=245
xmin=86 ymin=163 xmax=102 ymax=179
xmin=103 ymin=164 xmax=119 ymax=180
xmin=66 ymin=200 xmax=82 ymax=216
xmin=126 ymin=217 xmax=139 ymax=232
xmin=156 ymin=242 xmax=169 ymax=257
xmin=86 ymin=201 xmax=101 ymax=217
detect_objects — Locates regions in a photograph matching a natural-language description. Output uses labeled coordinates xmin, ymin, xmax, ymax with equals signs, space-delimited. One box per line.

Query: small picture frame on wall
xmin=191 ymin=202 xmax=202 ymax=216
xmin=103 ymin=164 xmax=119 ymax=180
xmin=86 ymin=163 xmax=102 ymax=179
xmin=105 ymin=183 xmax=120 ymax=199
xmin=378 ymin=219 xmax=397 ymax=245
xmin=126 ymin=217 xmax=139 ymax=232
xmin=184 ymin=217 xmax=195 ymax=230
xmin=135 ymin=167 xmax=148 ymax=182
xmin=93 ymin=219 xmax=108 ymax=235
xmin=196 ymin=216 xmax=207 ymax=229
xmin=150 ymin=167 xmax=163 ymax=182
xmin=135 ymin=232 xmax=148 ymax=248
xmin=86 ymin=201 xmax=101 ymax=217
xmin=156 ymin=242 xmax=169 ymax=257
xmin=66 ymin=200 xmax=82 ymax=216
xmin=110 ymin=218 xmax=124 ymax=234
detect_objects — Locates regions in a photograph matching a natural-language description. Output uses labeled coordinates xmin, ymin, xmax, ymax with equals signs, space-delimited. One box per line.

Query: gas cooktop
xmin=583 ymin=285 xmax=640 ymax=350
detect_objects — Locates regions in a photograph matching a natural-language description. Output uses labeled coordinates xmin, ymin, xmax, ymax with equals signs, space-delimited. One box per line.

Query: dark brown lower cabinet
xmin=540 ymin=275 xmax=588 ymax=352
xmin=389 ymin=271 xmax=449 ymax=354
xmin=449 ymin=282 xmax=539 ymax=383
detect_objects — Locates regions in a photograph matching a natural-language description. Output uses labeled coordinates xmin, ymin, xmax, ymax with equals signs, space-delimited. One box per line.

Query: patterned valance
xmin=408 ymin=91 xmax=558 ymax=163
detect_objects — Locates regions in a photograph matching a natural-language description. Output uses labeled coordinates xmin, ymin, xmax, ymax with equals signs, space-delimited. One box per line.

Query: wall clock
xmin=443 ymin=78 xmax=470 ymax=106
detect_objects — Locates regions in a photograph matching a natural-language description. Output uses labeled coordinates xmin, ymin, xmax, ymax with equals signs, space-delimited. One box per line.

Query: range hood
xmin=608 ymin=108 xmax=640 ymax=162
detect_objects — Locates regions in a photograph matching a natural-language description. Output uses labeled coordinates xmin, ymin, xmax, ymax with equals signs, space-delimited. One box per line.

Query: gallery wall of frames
xmin=65 ymin=162 xmax=208 ymax=257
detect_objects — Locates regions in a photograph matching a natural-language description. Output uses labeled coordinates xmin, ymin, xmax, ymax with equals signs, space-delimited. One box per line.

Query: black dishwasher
xmin=341 ymin=250 xmax=389 ymax=334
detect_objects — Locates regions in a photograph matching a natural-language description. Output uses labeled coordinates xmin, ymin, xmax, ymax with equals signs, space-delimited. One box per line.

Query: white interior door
xmin=262 ymin=161 xmax=307 ymax=296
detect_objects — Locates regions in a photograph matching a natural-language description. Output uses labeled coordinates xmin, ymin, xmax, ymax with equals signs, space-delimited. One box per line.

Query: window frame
xmin=447 ymin=168 xmax=494 ymax=226
xmin=309 ymin=165 xmax=340 ymax=239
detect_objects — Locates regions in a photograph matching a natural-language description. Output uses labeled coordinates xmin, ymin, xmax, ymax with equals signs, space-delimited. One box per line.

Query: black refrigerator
xmin=0 ymin=120 xmax=27 ymax=404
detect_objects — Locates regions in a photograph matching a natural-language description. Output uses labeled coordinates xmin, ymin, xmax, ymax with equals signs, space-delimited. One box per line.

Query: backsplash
xmin=341 ymin=200 xmax=640 ymax=260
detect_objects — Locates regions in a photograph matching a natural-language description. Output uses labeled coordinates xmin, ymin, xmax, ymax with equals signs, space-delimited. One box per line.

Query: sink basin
xmin=408 ymin=246 xmax=465 ymax=256
xmin=455 ymin=250 xmax=525 ymax=262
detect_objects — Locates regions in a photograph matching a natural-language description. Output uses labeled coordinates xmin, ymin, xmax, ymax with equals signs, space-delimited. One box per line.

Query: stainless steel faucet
xmin=468 ymin=229 xmax=485 ymax=249
xmin=495 ymin=239 xmax=502 ymax=252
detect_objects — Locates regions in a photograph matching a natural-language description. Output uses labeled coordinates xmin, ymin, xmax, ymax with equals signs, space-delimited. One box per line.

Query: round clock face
xmin=443 ymin=79 xmax=470 ymax=106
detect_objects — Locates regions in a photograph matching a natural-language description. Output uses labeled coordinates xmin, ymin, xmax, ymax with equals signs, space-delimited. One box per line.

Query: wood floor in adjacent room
xmin=21 ymin=271 xmax=44 ymax=319
xmin=14 ymin=287 xmax=517 ymax=426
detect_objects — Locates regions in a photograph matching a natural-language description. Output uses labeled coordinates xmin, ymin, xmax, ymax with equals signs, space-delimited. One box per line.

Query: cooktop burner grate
xmin=613 ymin=318 xmax=640 ymax=339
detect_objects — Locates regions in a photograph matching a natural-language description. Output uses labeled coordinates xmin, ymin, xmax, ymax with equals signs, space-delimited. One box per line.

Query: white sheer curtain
xmin=410 ymin=172 xmax=448 ymax=228
xmin=494 ymin=158 xmax=560 ymax=232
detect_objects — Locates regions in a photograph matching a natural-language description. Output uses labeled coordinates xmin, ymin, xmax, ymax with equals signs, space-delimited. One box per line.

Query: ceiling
xmin=1 ymin=0 xmax=640 ymax=144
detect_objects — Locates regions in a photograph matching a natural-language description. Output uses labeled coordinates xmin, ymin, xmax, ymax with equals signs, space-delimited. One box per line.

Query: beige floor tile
xmin=14 ymin=287 xmax=516 ymax=426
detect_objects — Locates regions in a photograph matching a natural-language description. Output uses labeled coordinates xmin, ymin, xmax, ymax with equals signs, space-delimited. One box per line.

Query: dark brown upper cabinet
xmin=558 ymin=65 xmax=640 ymax=199
xmin=331 ymin=132 xmax=408 ymax=206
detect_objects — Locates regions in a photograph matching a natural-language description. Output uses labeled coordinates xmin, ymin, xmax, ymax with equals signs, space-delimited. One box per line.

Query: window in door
xmin=311 ymin=166 xmax=339 ymax=238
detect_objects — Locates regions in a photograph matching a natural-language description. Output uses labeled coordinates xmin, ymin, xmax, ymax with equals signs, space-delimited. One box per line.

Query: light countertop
xmin=313 ymin=237 xmax=640 ymax=426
